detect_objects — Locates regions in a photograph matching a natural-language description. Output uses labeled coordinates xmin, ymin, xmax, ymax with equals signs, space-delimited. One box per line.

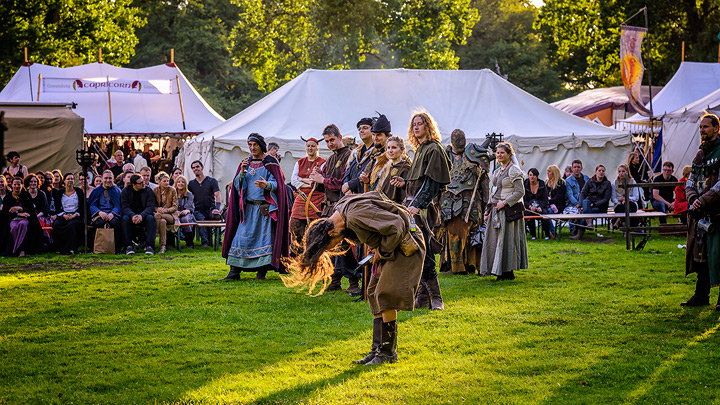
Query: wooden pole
xmin=171 ymin=49 xmax=174 ymax=64
xmin=24 ymin=47 xmax=28 ymax=63
xmin=37 ymin=74 xmax=41 ymax=101
xmin=681 ymin=41 xmax=685 ymax=61
xmin=176 ymin=75 xmax=186 ymax=130
xmin=99 ymin=48 xmax=102 ymax=63
xmin=106 ymin=76 xmax=113 ymax=130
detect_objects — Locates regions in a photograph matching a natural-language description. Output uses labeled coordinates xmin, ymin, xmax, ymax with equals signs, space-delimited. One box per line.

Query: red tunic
xmin=291 ymin=156 xmax=326 ymax=220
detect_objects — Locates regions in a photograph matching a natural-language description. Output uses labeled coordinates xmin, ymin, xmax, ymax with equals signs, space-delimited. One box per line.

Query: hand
xmin=341 ymin=183 xmax=350 ymax=194
xmin=240 ymin=158 xmax=249 ymax=172
xmin=212 ymin=209 xmax=220 ymax=215
xmin=390 ymin=176 xmax=405 ymax=188
xmin=372 ymin=250 xmax=381 ymax=265
xmin=692 ymin=199 xmax=702 ymax=210
xmin=254 ymin=176 xmax=268 ymax=190
xmin=358 ymin=172 xmax=369 ymax=184
xmin=132 ymin=215 xmax=142 ymax=224
xmin=668 ymin=202 xmax=674 ymax=211
xmin=63 ymin=214 xmax=73 ymax=221
xmin=18 ymin=212 xmax=30 ymax=218
xmin=497 ymin=200 xmax=507 ymax=210
xmin=408 ymin=206 xmax=420 ymax=215
xmin=107 ymin=213 xmax=114 ymax=221
xmin=617 ymin=197 xmax=625 ymax=203
xmin=9 ymin=206 xmax=20 ymax=214
xmin=309 ymin=171 xmax=324 ymax=184
xmin=484 ymin=214 xmax=489 ymax=223
xmin=50 ymin=215 xmax=57 ymax=221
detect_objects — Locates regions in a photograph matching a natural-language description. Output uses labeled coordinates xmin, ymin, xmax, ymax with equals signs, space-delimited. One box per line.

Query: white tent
xmin=660 ymin=88 xmax=720 ymax=170
xmin=182 ymin=68 xmax=631 ymax=192
xmin=0 ymin=62 xmax=224 ymax=135
xmin=625 ymin=62 xmax=720 ymax=125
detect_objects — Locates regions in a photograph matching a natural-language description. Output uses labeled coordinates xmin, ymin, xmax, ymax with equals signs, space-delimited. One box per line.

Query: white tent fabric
xmin=660 ymin=87 xmax=720 ymax=171
xmin=182 ymin=68 xmax=631 ymax=193
xmin=625 ymin=62 xmax=720 ymax=124
xmin=0 ymin=62 xmax=224 ymax=135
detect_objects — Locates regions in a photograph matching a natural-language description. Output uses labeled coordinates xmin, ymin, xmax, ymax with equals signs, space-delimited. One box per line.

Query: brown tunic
xmin=378 ymin=159 xmax=410 ymax=204
xmin=320 ymin=146 xmax=351 ymax=217
xmin=336 ymin=191 xmax=425 ymax=314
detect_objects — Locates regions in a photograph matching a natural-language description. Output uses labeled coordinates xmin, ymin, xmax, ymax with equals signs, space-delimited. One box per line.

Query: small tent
xmin=182 ymin=68 xmax=631 ymax=192
xmin=552 ymin=86 xmax=661 ymax=126
xmin=1 ymin=102 xmax=83 ymax=174
xmin=0 ymin=62 xmax=224 ymax=135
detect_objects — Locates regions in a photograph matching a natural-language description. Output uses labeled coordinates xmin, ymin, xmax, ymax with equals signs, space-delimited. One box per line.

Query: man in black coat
xmin=120 ymin=174 xmax=156 ymax=255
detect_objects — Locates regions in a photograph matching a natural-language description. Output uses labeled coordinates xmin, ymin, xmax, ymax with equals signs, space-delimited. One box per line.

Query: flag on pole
xmin=620 ymin=25 xmax=652 ymax=117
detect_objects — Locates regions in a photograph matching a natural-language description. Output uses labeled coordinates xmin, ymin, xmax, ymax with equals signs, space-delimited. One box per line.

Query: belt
xmin=246 ymin=200 xmax=266 ymax=205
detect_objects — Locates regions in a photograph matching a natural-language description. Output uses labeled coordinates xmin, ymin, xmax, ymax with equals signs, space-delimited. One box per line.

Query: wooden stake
xmin=37 ymin=74 xmax=41 ymax=101
xmin=176 ymin=75 xmax=186 ymax=130
xmin=681 ymin=41 xmax=685 ymax=61
xmin=171 ymin=49 xmax=174 ymax=64
xmin=24 ymin=47 xmax=28 ymax=63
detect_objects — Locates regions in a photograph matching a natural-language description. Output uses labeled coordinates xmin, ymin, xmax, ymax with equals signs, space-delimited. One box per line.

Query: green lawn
xmin=1 ymin=232 xmax=718 ymax=404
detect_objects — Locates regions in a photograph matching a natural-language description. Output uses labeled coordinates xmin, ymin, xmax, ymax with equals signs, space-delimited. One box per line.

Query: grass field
xmin=1 ymin=232 xmax=719 ymax=404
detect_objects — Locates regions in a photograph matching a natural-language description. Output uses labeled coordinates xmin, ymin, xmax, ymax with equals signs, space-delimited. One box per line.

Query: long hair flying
xmin=406 ymin=111 xmax=442 ymax=150
xmin=282 ymin=218 xmax=345 ymax=296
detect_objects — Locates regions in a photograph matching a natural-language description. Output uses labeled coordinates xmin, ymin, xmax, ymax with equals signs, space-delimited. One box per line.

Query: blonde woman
xmin=175 ymin=175 xmax=196 ymax=248
xmin=154 ymin=171 xmax=179 ymax=254
xmin=378 ymin=136 xmax=411 ymax=203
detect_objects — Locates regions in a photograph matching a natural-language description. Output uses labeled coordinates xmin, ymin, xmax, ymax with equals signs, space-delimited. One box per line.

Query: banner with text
xmin=620 ymin=25 xmax=652 ymax=117
xmin=42 ymin=77 xmax=173 ymax=94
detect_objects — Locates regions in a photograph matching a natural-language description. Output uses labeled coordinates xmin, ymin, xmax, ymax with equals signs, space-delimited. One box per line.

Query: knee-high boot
xmin=365 ymin=320 xmax=398 ymax=365
xmin=353 ymin=317 xmax=382 ymax=364
xmin=414 ymin=281 xmax=430 ymax=309
xmin=425 ymin=276 xmax=445 ymax=310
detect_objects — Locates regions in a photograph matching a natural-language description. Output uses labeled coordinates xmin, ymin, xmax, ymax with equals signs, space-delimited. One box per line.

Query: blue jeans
xmin=195 ymin=209 xmax=220 ymax=244
xmin=581 ymin=199 xmax=601 ymax=228
xmin=122 ymin=214 xmax=156 ymax=248
xmin=652 ymin=200 xmax=669 ymax=224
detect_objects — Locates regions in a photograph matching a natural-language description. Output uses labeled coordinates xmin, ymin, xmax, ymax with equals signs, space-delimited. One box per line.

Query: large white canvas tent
xmin=0 ymin=102 xmax=83 ymax=174
xmin=0 ymin=62 xmax=224 ymax=135
xmin=182 ymin=68 xmax=631 ymax=192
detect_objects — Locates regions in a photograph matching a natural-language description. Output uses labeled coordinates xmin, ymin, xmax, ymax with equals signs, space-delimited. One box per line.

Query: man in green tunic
xmin=392 ymin=112 xmax=451 ymax=310
xmin=681 ymin=113 xmax=720 ymax=309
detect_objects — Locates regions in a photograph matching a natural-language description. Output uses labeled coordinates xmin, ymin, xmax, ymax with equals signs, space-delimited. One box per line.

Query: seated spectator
xmin=563 ymin=166 xmax=572 ymax=180
xmin=24 ymin=174 xmax=52 ymax=246
xmin=174 ymin=175 xmax=196 ymax=248
xmin=92 ymin=174 xmax=103 ymax=190
xmin=51 ymin=170 xmax=63 ymax=191
xmin=3 ymin=151 xmax=29 ymax=178
xmin=546 ymin=165 xmax=566 ymax=237
xmin=188 ymin=160 xmax=221 ymax=247
xmin=120 ymin=171 xmax=134 ymax=190
xmin=77 ymin=171 xmax=94 ymax=196
xmin=628 ymin=150 xmax=651 ymax=202
xmin=139 ymin=166 xmax=157 ymax=190
xmin=564 ymin=159 xmax=589 ymax=234
xmin=130 ymin=149 xmax=148 ymax=172
xmin=2 ymin=177 xmax=43 ymax=256
xmin=121 ymin=174 xmax=156 ymax=255
xmin=0 ymin=176 xmax=6 ymax=249
xmin=43 ymin=171 xmax=54 ymax=192
xmin=571 ymin=164 xmax=612 ymax=240
xmin=652 ymin=161 xmax=677 ymax=224
xmin=611 ymin=164 xmax=640 ymax=228
xmin=153 ymin=172 xmax=178 ymax=254
xmin=0 ymin=176 xmax=7 ymax=209
xmin=51 ymin=173 xmax=86 ymax=254
xmin=674 ymin=165 xmax=691 ymax=224
xmin=107 ymin=150 xmax=125 ymax=179
xmin=170 ymin=167 xmax=182 ymax=186
xmin=88 ymin=170 xmax=123 ymax=252
xmin=524 ymin=168 xmax=551 ymax=239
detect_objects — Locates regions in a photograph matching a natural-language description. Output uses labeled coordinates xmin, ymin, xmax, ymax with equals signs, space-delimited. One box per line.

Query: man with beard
xmin=358 ymin=114 xmax=391 ymax=191
xmin=439 ymin=129 xmax=492 ymax=275
xmin=309 ymin=124 xmax=354 ymax=291
xmin=221 ymin=133 xmax=290 ymax=280
xmin=342 ymin=117 xmax=376 ymax=195
xmin=681 ymin=113 xmax=720 ymax=308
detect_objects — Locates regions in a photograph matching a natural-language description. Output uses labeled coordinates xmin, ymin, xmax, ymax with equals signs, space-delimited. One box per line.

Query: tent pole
xmin=106 ymin=76 xmax=113 ymax=130
xmin=37 ymin=74 xmax=41 ymax=101
xmin=176 ymin=75 xmax=186 ymax=130
xmin=99 ymin=48 xmax=102 ymax=63
xmin=24 ymin=47 xmax=28 ymax=63
xmin=171 ymin=49 xmax=174 ymax=64
xmin=681 ymin=41 xmax=685 ymax=61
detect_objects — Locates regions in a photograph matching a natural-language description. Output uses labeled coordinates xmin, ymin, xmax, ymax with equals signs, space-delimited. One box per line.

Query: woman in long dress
xmin=479 ymin=142 xmax=528 ymax=280
xmin=284 ymin=191 xmax=425 ymax=366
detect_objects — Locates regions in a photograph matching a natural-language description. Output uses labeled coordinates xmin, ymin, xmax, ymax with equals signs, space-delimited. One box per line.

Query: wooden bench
xmin=196 ymin=221 xmax=225 ymax=251
xmin=535 ymin=211 xmax=671 ymax=242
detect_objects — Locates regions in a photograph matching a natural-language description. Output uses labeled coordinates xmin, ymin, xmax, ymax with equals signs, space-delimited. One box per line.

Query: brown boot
xmin=353 ymin=317 xmax=382 ymax=365
xmin=364 ymin=320 xmax=398 ymax=365
xmin=569 ymin=226 xmax=585 ymax=240
xmin=414 ymin=281 xmax=430 ymax=309
xmin=425 ymin=276 xmax=445 ymax=310
xmin=345 ymin=277 xmax=361 ymax=294
xmin=325 ymin=273 xmax=343 ymax=291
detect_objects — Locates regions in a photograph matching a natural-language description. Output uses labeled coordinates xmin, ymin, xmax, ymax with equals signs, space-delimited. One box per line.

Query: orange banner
xmin=620 ymin=25 xmax=652 ymax=117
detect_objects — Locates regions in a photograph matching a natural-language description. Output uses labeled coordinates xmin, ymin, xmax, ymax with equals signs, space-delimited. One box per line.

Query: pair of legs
xmin=154 ymin=213 xmax=176 ymax=252
xmin=195 ymin=209 xmax=220 ymax=245
xmin=415 ymin=224 xmax=444 ymax=310
xmin=178 ymin=213 xmax=196 ymax=247
xmin=91 ymin=215 xmax=122 ymax=252
xmin=353 ymin=310 xmax=398 ymax=366
xmin=121 ymin=214 xmax=156 ymax=251
xmin=651 ymin=200 xmax=671 ymax=224
xmin=53 ymin=216 xmax=84 ymax=254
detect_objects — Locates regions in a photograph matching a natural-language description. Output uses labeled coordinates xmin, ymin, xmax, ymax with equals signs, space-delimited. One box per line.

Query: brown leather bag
xmin=504 ymin=201 xmax=525 ymax=222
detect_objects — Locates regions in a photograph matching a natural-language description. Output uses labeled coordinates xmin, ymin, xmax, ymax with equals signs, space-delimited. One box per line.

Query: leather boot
xmin=425 ymin=277 xmax=445 ymax=310
xmin=219 ymin=266 xmax=240 ymax=281
xmin=325 ymin=272 xmax=343 ymax=291
xmin=353 ymin=317 xmax=382 ymax=364
xmin=345 ymin=277 xmax=361 ymax=294
xmin=570 ymin=226 xmax=585 ymax=240
xmin=255 ymin=269 xmax=267 ymax=280
xmin=681 ymin=295 xmax=709 ymax=307
xmin=365 ymin=320 xmax=398 ymax=365
xmin=414 ymin=281 xmax=430 ymax=309
xmin=183 ymin=230 xmax=194 ymax=248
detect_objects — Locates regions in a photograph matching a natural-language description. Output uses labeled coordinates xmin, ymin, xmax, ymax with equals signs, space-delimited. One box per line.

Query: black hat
xmin=371 ymin=113 xmax=391 ymax=133
xmin=248 ymin=133 xmax=267 ymax=153
xmin=356 ymin=117 xmax=374 ymax=129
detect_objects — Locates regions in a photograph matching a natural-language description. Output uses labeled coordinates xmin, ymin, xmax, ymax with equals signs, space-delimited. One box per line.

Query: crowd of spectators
xmin=0 ymin=149 xmax=222 ymax=257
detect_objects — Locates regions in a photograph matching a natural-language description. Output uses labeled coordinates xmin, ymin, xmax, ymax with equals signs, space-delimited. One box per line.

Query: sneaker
xmin=158 ymin=246 xmax=166 ymax=254
xmin=145 ymin=246 xmax=154 ymax=255
xmin=531 ymin=236 xmax=536 ymax=240
xmin=126 ymin=246 xmax=135 ymax=255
